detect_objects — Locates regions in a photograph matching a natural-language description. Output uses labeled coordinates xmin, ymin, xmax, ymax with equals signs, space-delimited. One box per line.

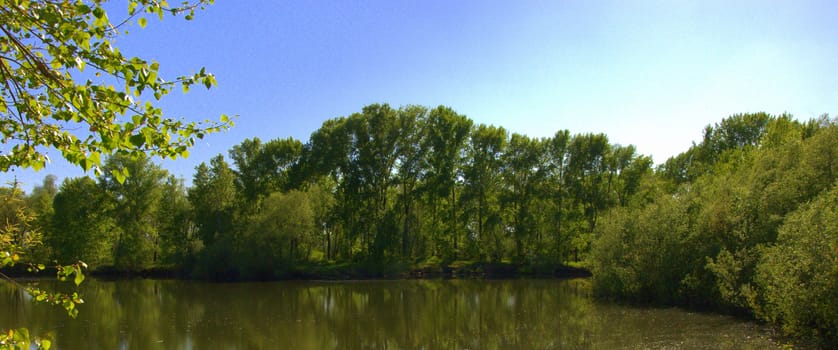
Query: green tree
xmin=48 ymin=177 xmax=115 ymax=268
xmin=304 ymin=178 xmax=336 ymax=261
xmin=544 ymin=130 xmax=572 ymax=260
xmin=239 ymin=190 xmax=315 ymax=278
xmin=301 ymin=104 xmax=410 ymax=261
xmin=26 ymin=175 xmax=57 ymax=222
xmin=229 ymin=137 xmax=302 ymax=208
xmin=188 ymin=155 xmax=237 ymax=278
xmin=303 ymin=117 xmax=355 ymax=260
xmin=698 ymin=112 xmax=772 ymax=164
xmin=590 ymin=193 xmax=691 ymax=304
xmin=20 ymin=175 xmax=57 ymax=261
xmin=755 ymin=188 xmax=838 ymax=342
xmin=393 ymin=105 xmax=427 ymax=259
xmin=0 ymin=182 xmax=41 ymax=258
xmin=606 ymin=145 xmax=651 ymax=207
xmin=421 ymin=106 xmax=472 ymax=260
xmin=99 ymin=153 xmax=167 ymax=271
xmin=341 ymin=105 xmax=401 ymax=259
xmin=462 ymin=124 xmax=506 ymax=261
xmin=564 ymin=133 xmax=611 ymax=261
xmin=590 ymin=114 xmax=837 ymax=345
xmin=156 ymin=175 xmax=195 ymax=267
xmin=501 ymin=133 xmax=549 ymax=260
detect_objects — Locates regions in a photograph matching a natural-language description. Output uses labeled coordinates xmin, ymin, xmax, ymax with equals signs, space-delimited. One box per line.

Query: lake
xmin=1 ymin=278 xmax=784 ymax=349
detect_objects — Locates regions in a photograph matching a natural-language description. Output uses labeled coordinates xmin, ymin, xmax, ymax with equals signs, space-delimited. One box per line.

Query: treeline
xmin=5 ymin=104 xmax=651 ymax=279
xmin=3 ymin=105 xmax=835 ymax=341
xmin=590 ymin=112 xmax=837 ymax=343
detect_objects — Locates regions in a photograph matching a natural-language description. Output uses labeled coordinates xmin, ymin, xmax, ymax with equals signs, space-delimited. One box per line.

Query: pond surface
xmin=1 ymin=278 xmax=784 ymax=349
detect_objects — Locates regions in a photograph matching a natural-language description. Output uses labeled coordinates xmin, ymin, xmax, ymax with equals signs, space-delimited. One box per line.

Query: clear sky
xmin=4 ymin=0 xmax=837 ymax=191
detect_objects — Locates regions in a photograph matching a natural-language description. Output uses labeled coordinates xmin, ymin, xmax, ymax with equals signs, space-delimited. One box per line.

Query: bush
xmin=755 ymin=187 xmax=838 ymax=342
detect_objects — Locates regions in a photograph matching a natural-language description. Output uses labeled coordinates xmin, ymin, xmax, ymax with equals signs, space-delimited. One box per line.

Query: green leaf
xmin=73 ymin=269 xmax=85 ymax=286
xmin=130 ymin=134 xmax=146 ymax=147
xmin=92 ymin=7 xmax=105 ymax=19
xmin=138 ymin=17 xmax=147 ymax=29
xmin=80 ymin=158 xmax=92 ymax=171
xmin=113 ymin=168 xmax=127 ymax=184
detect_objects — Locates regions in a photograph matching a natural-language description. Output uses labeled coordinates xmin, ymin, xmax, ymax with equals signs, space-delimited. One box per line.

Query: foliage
xmin=590 ymin=113 xmax=837 ymax=343
xmin=187 ymin=154 xmax=236 ymax=278
xmin=7 ymin=100 xmax=834 ymax=345
xmin=1 ymin=1 xmax=228 ymax=347
xmin=12 ymin=102 xmax=658 ymax=280
xmin=156 ymin=175 xmax=195 ymax=266
xmin=238 ymin=190 xmax=314 ymax=279
xmin=48 ymin=176 xmax=114 ymax=267
xmin=0 ymin=0 xmax=231 ymax=176
xmin=755 ymin=188 xmax=837 ymax=342
xmin=590 ymin=194 xmax=692 ymax=304
xmin=1 ymin=183 xmax=84 ymax=350
xmin=99 ymin=153 xmax=166 ymax=270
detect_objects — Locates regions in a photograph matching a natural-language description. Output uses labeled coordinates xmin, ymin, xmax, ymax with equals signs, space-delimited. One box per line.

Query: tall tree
xmin=346 ymin=105 xmax=401 ymax=258
xmin=462 ymin=124 xmax=507 ymax=260
xmin=421 ymin=106 xmax=472 ymax=260
xmin=25 ymin=175 xmax=58 ymax=260
xmin=303 ymin=117 xmax=354 ymax=259
xmin=26 ymin=175 xmax=57 ymax=219
xmin=229 ymin=137 xmax=302 ymax=208
xmin=545 ymin=130 xmax=572 ymax=259
xmin=188 ymin=155 xmax=237 ymax=278
xmin=156 ymin=176 xmax=195 ymax=266
xmin=189 ymin=155 xmax=236 ymax=248
xmin=99 ymin=154 xmax=167 ymax=271
xmin=566 ymin=133 xmax=611 ymax=233
xmin=565 ymin=133 xmax=611 ymax=261
xmin=501 ymin=134 xmax=549 ymax=260
xmin=606 ymin=145 xmax=652 ymax=207
xmin=394 ymin=105 xmax=428 ymax=259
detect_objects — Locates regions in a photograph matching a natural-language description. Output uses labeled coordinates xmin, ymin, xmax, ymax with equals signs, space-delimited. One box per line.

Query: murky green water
xmin=0 ymin=278 xmax=783 ymax=349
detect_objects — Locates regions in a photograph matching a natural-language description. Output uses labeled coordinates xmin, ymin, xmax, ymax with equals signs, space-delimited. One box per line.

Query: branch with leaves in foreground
xmin=0 ymin=0 xmax=232 ymax=180
xmin=1 ymin=1 xmax=231 ymax=348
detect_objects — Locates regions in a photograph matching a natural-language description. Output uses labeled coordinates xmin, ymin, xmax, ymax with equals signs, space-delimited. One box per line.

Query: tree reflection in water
xmin=0 ymin=279 xmax=781 ymax=349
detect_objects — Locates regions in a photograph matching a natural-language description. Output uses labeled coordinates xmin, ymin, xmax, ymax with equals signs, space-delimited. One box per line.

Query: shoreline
xmin=2 ymin=261 xmax=592 ymax=282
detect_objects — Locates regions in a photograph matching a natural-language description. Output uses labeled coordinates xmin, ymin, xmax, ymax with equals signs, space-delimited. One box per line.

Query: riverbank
xmin=2 ymin=260 xmax=592 ymax=281
xmin=279 ymin=261 xmax=593 ymax=280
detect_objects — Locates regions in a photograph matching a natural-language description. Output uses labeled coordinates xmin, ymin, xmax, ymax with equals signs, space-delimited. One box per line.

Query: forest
xmin=3 ymin=106 xmax=836 ymax=342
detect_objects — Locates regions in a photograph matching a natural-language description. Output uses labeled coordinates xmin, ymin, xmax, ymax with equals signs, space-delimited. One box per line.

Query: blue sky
xmin=4 ymin=0 xmax=837 ymax=191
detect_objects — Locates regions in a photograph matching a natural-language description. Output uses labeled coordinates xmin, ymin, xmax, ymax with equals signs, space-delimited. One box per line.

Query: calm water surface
xmin=1 ymin=278 xmax=783 ymax=349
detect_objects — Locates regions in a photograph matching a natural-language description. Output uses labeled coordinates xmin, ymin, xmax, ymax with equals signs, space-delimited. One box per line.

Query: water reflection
xmin=0 ymin=279 xmax=781 ymax=349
